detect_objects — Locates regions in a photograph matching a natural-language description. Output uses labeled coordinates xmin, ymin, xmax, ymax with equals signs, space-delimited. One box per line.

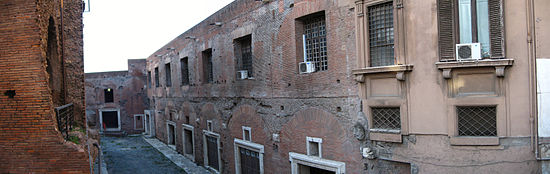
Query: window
xmin=456 ymin=106 xmax=496 ymax=136
xmin=154 ymin=67 xmax=160 ymax=87
xmin=166 ymin=121 xmax=176 ymax=149
xmin=147 ymin=71 xmax=152 ymax=88
xmin=180 ymin=57 xmax=189 ymax=85
xmin=438 ymin=0 xmax=504 ymax=60
xmin=203 ymin=131 xmax=221 ymax=173
xmin=235 ymin=35 xmax=253 ymax=78
xmin=207 ymin=120 xmax=213 ymax=131
xmin=306 ymin=137 xmax=322 ymax=157
xmin=182 ymin=124 xmax=195 ymax=161
xmin=297 ymin=11 xmax=328 ymax=72
xmin=242 ymin=126 xmax=251 ymax=141
xmin=165 ymin=63 xmax=171 ymax=87
xmin=371 ymin=107 xmax=401 ymax=131
xmin=202 ymin=49 xmax=213 ymax=84
xmin=104 ymin=88 xmax=113 ymax=103
xmin=368 ymin=2 xmax=394 ymax=67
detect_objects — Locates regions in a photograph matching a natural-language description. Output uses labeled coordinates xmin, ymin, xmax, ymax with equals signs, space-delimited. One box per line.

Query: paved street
xmin=101 ymin=135 xmax=186 ymax=174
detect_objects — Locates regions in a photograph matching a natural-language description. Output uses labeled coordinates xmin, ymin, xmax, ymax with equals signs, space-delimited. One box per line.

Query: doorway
xmin=99 ymin=109 xmax=121 ymax=131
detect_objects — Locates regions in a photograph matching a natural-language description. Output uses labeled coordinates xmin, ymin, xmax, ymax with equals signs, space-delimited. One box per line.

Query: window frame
xmin=154 ymin=67 xmax=160 ymax=87
xmin=306 ymin=136 xmax=322 ymax=158
xmin=180 ymin=57 xmax=190 ymax=86
xmin=362 ymin=0 xmax=405 ymax=68
xmin=242 ymin=126 xmax=252 ymax=141
xmin=202 ymin=49 xmax=214 ymax=84
xmin=165 ymin=63 xmax=172 ymax=87
xmin=234 ymin=35 xmax=253 ymax=79
xmin=295 ymin=11 xmax=329 ymax=73
xmin=203 ymin=130 xmax=222 ymax=173
xmin=437 ymin=0 xmax=505 ymax=61
xmin=234 ymin=136 xmax=264 ymax=174
xmin=182 ymin=123 xmax=195 ymax=161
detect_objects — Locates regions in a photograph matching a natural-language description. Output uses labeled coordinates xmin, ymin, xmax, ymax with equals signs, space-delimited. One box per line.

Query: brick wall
xmin=0 ymin=0 xmax=90 ymax=173
xmin=146 ymin=0 xmax=361 ymax=173
xmin=85 ymin=59 xmax=148 ymax=134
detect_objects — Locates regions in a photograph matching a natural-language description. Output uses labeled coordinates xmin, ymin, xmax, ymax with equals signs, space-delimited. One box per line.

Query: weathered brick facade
xmin=86 ymin=59 xmax=148 ymax=134
xmin=0 ymin=0 xmax=89 ymax=173
xmin=147 ymin=0 xmax=363 ymax=173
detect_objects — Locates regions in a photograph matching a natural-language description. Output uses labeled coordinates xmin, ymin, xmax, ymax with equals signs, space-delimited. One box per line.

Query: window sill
xmin=369 ymin=131 xmax=402 ymax=143
xmin=352 ymin=64 xmax=413 ymax=82
xmin=436 ymin=59 xmax=513 ymax=79
xmin=450 ymin=136 xmax=499 ymax=146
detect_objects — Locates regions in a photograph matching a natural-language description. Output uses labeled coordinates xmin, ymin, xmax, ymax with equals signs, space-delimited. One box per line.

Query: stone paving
xmin=101 ymin=135 xmax=186 ymax=174
xmin=142 ymin=136 xmax=211 ymax=174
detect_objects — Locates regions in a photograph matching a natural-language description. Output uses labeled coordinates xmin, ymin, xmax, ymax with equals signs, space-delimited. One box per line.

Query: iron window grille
xmin=368 ymin=1 xmax=395 ymax=67
xmin=371 ymin=107 xmax=401 ymax=130
xmin=181 ymin=57 xmax=189 ymax=85
xmin=304 ymin=15 xmax=328 ymax=71
xmin=239 ymin=147 xmax=261 ymax=174
xmin=456 ymin=106 xmax=497 ymax=136
xmin=236 ymin=36 xmax=253 ymax=77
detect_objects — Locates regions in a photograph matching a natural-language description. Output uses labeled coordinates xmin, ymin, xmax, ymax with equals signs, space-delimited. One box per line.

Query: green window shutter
xmin=488 ymin=0 xmax=505 ymax=58
xmin=438 ymin=0 xmax=456 ymax=61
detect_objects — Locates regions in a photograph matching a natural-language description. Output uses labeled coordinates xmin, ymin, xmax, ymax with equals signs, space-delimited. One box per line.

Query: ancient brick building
xmin=145 ymin=0 xmax=550 ymax=173
xmin=0 ymin=0 xmax=91 ymax=173
xmin=86 ymin=59 xmax=149 ymax=135
xmin=146 ymin=0 xmax=362 ymax=173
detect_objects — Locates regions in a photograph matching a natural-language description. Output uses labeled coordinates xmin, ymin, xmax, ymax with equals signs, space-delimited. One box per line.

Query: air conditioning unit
xmin=299 ymin=62 xmax=315 ymax=74
xmin=456 ymin=43 xmax=481 ymax=61
xmin=237 ymin=70 xmax=248 ymax=80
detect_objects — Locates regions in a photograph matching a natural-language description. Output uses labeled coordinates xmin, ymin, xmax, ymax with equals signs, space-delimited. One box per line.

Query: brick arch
xmin=226 ymin=105 xmax=272 ymax=173
xmin=278 ymin=107 xmax=362 ymax=174
xmin=180 ymin=102 xmax=196 ymax=126
xmin=198 ymin=103 xmax=222 ymax=132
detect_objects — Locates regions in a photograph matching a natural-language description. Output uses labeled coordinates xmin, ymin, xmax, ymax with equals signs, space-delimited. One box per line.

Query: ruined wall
xmin=0 ymin=0 xmax=90 ymax=173
xmin=85 ymin=59 xmax=148 ymax=134
xmin=147 ymin=0 xmax=361 ymax=173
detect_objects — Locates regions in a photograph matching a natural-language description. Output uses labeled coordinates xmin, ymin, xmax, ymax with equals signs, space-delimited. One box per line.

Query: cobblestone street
xmin=101 ymin=135 xmax=186 ymax=174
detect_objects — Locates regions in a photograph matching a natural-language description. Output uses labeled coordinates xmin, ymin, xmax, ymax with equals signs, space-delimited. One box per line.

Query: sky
xmin=83 ymin=0 xmax=234 ymax=73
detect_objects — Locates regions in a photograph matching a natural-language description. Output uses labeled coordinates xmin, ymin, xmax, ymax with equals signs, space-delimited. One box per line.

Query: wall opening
xmin=134 ymin=114 xmax=144 ymax=130
xmin=166 ymin=122 xmax=176 ymax=147
xmin=182 ymin=124 xmax=195 ymax=161
xmin=46 ymin=17 xmax=65 ymax=107
xmin=104 ymin=88 xmax=114 ymax=103
xmin=99 ymin=109 xmax=121 ymax=131
xmin=298 ymin=164 xmax=335 ymax=174
xmin=203 ymin=131 xmax=221 ymax=173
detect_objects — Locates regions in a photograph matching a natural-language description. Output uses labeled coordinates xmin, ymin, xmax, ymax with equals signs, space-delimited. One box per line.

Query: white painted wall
xmin=538 ymin=59 xmax=550 ymax=137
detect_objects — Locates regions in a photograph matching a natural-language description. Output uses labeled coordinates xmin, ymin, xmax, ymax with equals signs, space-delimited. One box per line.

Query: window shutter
xmin=488 ymin=0 xmax=504 ymax=58
xmin=438 ymin=0 xmax=456 ymax=61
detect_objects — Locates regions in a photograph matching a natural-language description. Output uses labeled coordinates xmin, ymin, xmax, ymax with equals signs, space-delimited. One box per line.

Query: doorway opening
xmin=166 ymin=121 xmax=176 ymax=149
xmin=182 ymin=124 xmax=195 ymax=161
xmin=99 ymin=109 xmax=120 ymax=131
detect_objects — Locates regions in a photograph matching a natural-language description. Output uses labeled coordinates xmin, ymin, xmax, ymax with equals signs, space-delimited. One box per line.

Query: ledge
xmin=352 ymin=64 xmax=413 ymax=75
xmin=450 ymin=136 xmax=499 ymax=146
xmin=352 ymin=65 xmax=413 ymax=82
xmin=436 ymin=59 xmax=513 ymax=79
xmin=369 ymin=131 xmax=402 ymax=143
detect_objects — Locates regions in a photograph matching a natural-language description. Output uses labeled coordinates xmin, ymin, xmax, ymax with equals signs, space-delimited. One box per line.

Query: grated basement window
xmin=457 ymin=106 xmax=497 ymax=136
xmin=371 ymin=107 xmax=400 ymax=130
xmin=368 ymin=1 xmax=395 ymax=67
xmin=304 ymin=15 xmax=328 ymax=71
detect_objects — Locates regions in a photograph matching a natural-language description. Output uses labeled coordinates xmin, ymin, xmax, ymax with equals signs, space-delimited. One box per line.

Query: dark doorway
xmin=168 ymin=124 xmax=175 ymax=145
xmin=102 ymin=111 xmax=119 ymax=129
xmin=184 ymin=129 xmax=193 ymax=155
xmin=298 ymin=164 xmax=335 ymax=174
xmin=206 ymin=135 xmax=219 ymax=171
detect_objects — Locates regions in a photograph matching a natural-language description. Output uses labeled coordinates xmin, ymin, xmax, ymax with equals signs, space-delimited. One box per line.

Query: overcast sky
xmin=83 ymin=0 xmax=234 ymax=73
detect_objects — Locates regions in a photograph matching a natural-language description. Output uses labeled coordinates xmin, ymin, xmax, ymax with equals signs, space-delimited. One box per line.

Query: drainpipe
xmin=525 ymin=0 xmax=541 ymax=160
